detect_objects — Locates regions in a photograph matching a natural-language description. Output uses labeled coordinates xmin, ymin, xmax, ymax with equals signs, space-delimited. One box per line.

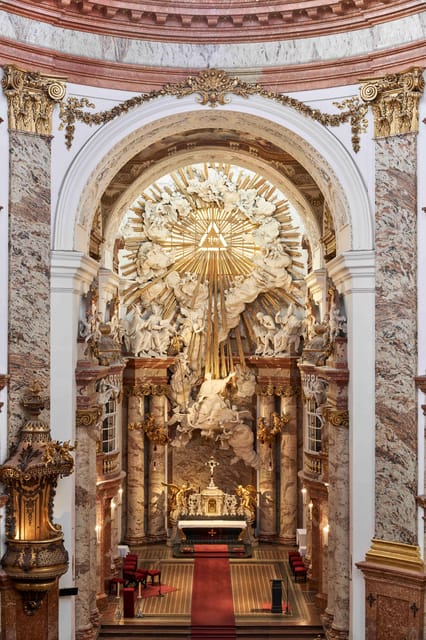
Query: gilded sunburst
xmin=119 ymin=162 xmax=306 ymax=375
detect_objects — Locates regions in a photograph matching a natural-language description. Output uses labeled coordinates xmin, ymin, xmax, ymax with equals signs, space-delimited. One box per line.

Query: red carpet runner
xmin=191 ymin=544 xmax=237 ymax=640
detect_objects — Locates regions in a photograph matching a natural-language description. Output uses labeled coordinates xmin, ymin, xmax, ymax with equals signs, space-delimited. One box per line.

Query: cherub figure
xmin=236 ymin=484 xmax=257 ymax=519
xmin=162 ymin=481 xmax=192 ymax=517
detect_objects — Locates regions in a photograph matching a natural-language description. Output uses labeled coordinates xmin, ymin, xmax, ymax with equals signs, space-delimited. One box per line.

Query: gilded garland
xmin=59 ymin=68 xmax=368 ymax=152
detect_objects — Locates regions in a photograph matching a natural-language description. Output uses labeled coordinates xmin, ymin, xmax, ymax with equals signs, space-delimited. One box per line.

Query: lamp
xmin=301 ymin=487 xmax=307 ymax=504
xmin=0 ymin=382 xmax=75 ymax=615
xmin=308 ymin=501 xmax=313 ymax=520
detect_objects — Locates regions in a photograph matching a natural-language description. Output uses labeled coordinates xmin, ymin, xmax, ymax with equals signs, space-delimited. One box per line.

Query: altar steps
xmin=99 ymin=622 xmax=325 ymax=639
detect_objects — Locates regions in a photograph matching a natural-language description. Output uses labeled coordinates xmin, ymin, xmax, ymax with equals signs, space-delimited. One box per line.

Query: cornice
xmin=1 ymin=1 xmax=424 ymax=44
xmin=0 ymin=37 xmax=425 ymax=93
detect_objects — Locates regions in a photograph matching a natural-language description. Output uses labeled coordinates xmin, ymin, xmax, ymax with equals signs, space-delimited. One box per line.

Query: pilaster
xmin=357 ymin=67 xmax=425 ymax=640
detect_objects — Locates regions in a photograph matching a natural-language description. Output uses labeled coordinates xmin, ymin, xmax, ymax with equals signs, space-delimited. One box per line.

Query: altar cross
xmin=206 ymin=456 xmax=219 ymax=488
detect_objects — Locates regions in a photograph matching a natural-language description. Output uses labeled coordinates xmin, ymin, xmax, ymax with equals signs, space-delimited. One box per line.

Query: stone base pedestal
xmin=358 ymin=541 xmax=426 ymax=640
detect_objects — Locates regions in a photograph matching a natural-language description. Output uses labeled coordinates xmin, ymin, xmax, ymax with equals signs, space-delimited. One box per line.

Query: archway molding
xmin=53 ymin=94 xmax=373 ymax=257
xmin=51 ymin=91 xmax=375 ymax=639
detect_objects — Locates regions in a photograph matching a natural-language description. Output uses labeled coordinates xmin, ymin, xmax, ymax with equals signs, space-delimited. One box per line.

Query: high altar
xmin=167 ymin=456 xmax=256 ymax=556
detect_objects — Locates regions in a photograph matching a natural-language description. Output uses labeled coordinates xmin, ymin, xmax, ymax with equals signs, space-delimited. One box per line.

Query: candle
xmin=138 ymin=581 xmax=142 ymax=598
xmin=323 ymin=524 xmax=329 ymax=546
xmin=117 ymin=582 xmax=120 ymax=598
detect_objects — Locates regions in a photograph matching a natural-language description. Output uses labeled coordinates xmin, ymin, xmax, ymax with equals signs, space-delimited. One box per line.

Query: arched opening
xmin=51 ymin=94 xmax=375 ymax=636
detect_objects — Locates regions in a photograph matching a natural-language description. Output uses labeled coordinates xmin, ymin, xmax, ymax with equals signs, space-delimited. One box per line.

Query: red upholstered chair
xmin=294 ymin=565 xmax=307 ymax=583
xmin=122 ymin=553 xmax=138 ymax=585
xmin=290 ymin=558 xmax=305 ymax=573
xmin=135 ymin=569 xmax=148 ymax=589
xmin=147 ymin=568 xmax=161 ymax=586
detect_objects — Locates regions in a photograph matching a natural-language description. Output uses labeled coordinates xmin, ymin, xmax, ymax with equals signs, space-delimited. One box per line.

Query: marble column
xmin=1 ymin=65 xmax=66 ymax=640
xmin=126 ymin=394 xmax=147 ymax=544
xmin=147 ymin=394 xmax=167 ymax=540
xmin=360 ymin=67 xmax=422 ymax=546
xmin=279 ymin=391 xmax=298 ymax=544
xmin=75 ymin=406 xmax=102 ymax=640
xmin=257 ymin=393 xmax=276 ymax=540
xmin=357 ymin=67 xmax=426 ymax=640
xmin=326 ymin=408 xmax=350 ymax=639
xmin=2 ymin=65 xmax=65 ymax=445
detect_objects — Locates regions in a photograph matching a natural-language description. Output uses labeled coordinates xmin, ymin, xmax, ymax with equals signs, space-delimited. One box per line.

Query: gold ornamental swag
xmin=118 ymin=162 xmax=306 ymax=379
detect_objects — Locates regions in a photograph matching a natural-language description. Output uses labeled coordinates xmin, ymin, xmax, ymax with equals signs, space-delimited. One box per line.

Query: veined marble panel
xmin=375 ymin=134 xmax=418 ymax=545
xmin=0 ymin=11 xmax=425 ymax=69
xmin=8 ymin=131 xmax=51 ymax=441
xmin=170 ymin=432 xmax=253 ymax=498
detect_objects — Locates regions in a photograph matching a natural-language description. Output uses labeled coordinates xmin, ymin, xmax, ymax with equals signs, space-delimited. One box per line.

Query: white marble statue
xmin=233 ymin=365 xmax=256 ymax=401
xmin=252 ymin=242 xmax=293 ymax=289
xmin=251 ymin=215 xmax=280 ymax=248
xmin=170 ymin=353 xmax=197 ymax=408
xmin=135 ymin=241 xmax=174 ymax=283
xmin=227 ymin=422 xmax=259 ymax=468
xmin=254 ymin=312 xmax=276 ymax=356
xmin=146 ymin=302 xmax=174 ymax=356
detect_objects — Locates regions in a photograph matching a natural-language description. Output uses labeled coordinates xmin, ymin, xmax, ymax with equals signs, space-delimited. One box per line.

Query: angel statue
xmin=236 ymin=484 xmax=257 ymax=521
xmin=162 ymin=481 xmax=192 ymax=519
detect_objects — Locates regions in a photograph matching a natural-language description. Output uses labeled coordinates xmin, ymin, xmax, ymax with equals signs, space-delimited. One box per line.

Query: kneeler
xmin=123 ymin=587 xmax=136 ymax=618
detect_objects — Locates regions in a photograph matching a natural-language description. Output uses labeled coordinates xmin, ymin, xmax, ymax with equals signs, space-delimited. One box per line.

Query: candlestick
xmin=135 ymin=596 xmax=144 ymax=618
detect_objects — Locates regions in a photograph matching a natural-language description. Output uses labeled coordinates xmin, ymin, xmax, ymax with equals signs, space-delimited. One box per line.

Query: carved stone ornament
xmin=301 ymin=373 xmax=328 ymax=405
xmin=76 ymin=406 xmax=103 ymax=428
xmin=2 ymin=65 xmax=66 ymax=135
xmin=0 ymin=382 xmax=75 ymax=615
xmin=324 ymin=407 xmax=349 ymax=428
xmin=126 ymin=383 xmax=169 ymax=397
xmin=255 ymin=383 xmax=296 ymax=397
xmin=360 ymin=66 xmax=424 ymax=138
xmin=59 ymin=68 xmax=368 ymax=152
xmin=129 ymin=414 xmax=169 ymax=445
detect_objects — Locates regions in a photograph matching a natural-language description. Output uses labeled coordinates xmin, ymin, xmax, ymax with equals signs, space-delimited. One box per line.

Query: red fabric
xmin=140 ymin=584 xmax=176 ymax=598
xmin=123 ymin=588 xmax=136 ymax=618
xmin=191 ymin=545 xmax=236 ymax=640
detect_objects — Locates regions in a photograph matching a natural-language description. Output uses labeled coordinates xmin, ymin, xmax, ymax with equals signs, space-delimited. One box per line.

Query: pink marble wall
xmin=375 ymin=133 xmax=418 ymax=544
xmin=170 ymin=432 xmax=253 ymax=496
xmin=8 ymin=131 xmax=51 ymax=443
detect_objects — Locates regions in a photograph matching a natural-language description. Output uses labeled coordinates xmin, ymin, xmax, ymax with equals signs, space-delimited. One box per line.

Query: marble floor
xmin=100 ymin=543 xmax=323 ymax=634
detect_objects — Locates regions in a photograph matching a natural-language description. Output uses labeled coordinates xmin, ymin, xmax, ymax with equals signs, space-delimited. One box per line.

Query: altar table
xmin=178 ymin=519 xmax=247 ymax=544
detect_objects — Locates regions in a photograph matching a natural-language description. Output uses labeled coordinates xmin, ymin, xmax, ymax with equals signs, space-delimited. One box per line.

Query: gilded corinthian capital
xmin=1 ymin=64 xmax=66 ymax=135
xmin=360 ymin=67 xmax=424 ymax=138
xmin=324 ymin=408 xmax=349 ymax=428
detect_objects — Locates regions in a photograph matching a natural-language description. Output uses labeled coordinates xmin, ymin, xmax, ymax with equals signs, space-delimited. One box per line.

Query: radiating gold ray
xmin=119 ymin=162 xmax=308 ymax=372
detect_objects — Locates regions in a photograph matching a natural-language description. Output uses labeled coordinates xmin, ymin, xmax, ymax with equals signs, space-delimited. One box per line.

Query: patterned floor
xmin=102 ymin=544 xmax=321 ymax=625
